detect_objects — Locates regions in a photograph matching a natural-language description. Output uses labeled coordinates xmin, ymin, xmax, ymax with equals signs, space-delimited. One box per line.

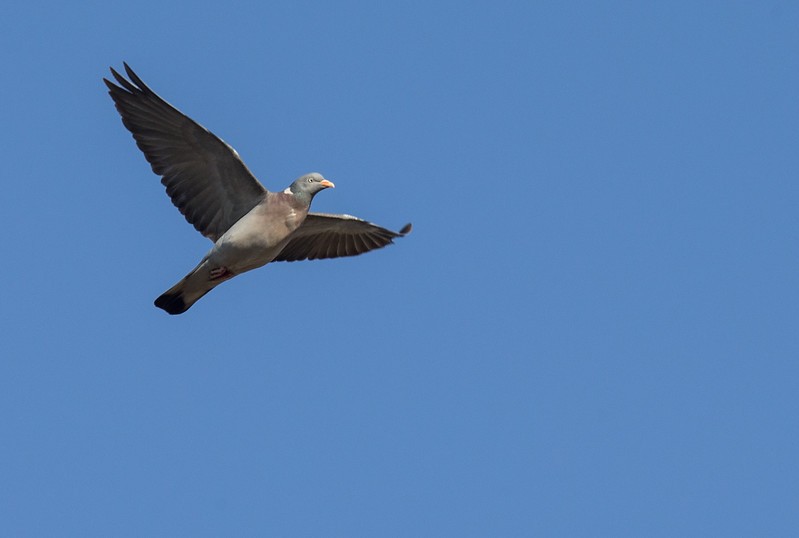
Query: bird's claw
xmin=209 ymin=267 xmax=232 ymax=281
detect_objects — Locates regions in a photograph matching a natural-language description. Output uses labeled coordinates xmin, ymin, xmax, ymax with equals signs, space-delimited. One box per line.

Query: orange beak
xmin=319 ymin=179 xmax=335 ymax=189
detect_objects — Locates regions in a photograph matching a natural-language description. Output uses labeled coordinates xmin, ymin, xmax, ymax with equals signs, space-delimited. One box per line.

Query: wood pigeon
xmin=104 ymin=63 xmax=411 ymax=315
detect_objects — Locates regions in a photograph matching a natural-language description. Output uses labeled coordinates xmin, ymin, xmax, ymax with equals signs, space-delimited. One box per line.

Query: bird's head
xmin=287 ymin=172 xmax=335 ymax=199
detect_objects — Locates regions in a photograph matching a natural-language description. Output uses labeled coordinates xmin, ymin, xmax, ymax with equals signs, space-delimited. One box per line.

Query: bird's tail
xmin=154 ymin=261 xmax=217 ymax=315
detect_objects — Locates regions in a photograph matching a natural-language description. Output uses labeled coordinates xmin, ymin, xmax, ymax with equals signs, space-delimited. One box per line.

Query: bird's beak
xmin=320 ymin=179 xmax=335 ymax=189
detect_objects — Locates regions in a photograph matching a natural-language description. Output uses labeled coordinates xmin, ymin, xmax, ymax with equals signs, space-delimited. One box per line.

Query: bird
xmin=104 ymin=63 xmax=411 ymax=315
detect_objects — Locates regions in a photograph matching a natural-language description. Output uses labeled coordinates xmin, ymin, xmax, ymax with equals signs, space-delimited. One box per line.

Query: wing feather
xmin=104 ymin=63 xmax=267 ymax=241
xmin=273 ymin=213 xmax=412 ymax=262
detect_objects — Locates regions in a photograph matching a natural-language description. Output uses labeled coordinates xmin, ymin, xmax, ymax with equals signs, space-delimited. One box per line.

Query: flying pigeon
xmin=104 ymin=63 xmax=411 ymax=315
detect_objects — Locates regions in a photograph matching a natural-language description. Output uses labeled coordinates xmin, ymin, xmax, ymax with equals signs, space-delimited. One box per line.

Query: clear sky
xmin=1 ymin=1 xmax=797 ymax=536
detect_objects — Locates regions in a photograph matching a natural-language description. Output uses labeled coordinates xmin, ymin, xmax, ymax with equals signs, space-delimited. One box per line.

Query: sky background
xmin=1 ymin=1 xmax=798 ymax=536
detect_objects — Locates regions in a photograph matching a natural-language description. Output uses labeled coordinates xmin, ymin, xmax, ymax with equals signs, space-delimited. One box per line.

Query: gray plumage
xmin=104 ymin=63 xmax=411 ymax=315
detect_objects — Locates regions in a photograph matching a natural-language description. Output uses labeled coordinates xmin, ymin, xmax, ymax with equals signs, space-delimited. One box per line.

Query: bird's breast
xmin=206 ymin=203 xmax=305 ymax=273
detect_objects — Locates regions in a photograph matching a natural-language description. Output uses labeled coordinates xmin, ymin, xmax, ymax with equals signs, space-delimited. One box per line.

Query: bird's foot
xmin=209 ymin=267 xmax=233 ymax=281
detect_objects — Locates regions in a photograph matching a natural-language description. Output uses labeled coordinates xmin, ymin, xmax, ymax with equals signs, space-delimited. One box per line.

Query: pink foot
xmin=209 ymin=267 xmax=233 ymax=281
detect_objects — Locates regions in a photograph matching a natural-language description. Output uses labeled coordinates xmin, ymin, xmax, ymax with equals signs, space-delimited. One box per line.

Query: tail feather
xmin=154 ymin=290 xmax=189 ymax=315
xmin=154 ymin=261 xmax=216 ymax=315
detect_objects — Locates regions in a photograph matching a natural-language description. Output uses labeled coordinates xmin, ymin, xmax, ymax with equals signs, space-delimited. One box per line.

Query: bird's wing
xmin=273 ymin=213 xmax=412 ymax=262
xmin=104 ymin=63 xmax=268 ymax=242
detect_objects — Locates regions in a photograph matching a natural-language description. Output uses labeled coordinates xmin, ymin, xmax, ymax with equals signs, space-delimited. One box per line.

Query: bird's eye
xmin=307 ymin=177 xmax=314 ymax=183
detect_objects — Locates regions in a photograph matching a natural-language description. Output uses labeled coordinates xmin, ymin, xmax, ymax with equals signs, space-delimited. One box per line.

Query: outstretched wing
xmin=104 ymin=63 xmax=267 ymax=242
xmin=273 ymin=213 xmax=412 ymax=262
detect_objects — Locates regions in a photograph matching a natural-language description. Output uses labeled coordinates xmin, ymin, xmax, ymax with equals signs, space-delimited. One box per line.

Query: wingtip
xmin=106 ymin=65 xmax=135 ymax=93
xmin=122 ymin=62 xmax=151 ymax=93
xmin=399 ymin=223 xmax=412 ymax=235
xmin=105 ymin=62 xmax=151 ymax=95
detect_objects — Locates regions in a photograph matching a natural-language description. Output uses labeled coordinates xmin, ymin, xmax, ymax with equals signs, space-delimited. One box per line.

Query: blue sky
xmin=1 ymin=1 xmax=798 ymax=535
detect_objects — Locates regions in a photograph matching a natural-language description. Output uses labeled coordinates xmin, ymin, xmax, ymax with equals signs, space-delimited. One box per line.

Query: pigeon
xmin=104 ymin=63 xmax=411 ymax=315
